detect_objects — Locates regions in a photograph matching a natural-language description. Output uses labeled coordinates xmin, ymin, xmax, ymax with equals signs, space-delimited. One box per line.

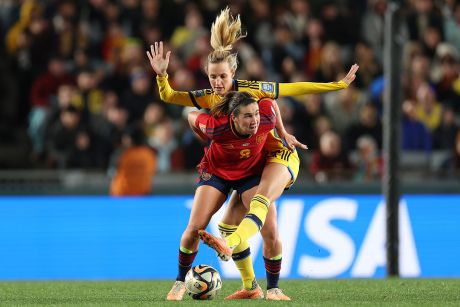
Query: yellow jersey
xmin=156 ymin=75 xmax=348 ymax=109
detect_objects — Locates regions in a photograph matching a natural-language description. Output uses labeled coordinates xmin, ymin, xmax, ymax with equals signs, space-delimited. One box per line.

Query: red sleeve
xmin=195 ymin=113 xmax=213 ymax=139
xmin=258 ymin=98 xmax=276 ymax=124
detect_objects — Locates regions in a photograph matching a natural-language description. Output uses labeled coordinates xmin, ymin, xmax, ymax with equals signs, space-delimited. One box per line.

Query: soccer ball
xmin=185 ymin=264 xmax=222 ymax=300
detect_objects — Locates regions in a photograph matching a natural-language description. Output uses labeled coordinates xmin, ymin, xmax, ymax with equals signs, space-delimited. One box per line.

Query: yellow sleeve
xmin=156 ymin=75 xmax=217 ymax=109
xmin=278 ymin=80 xmax=348 ymax=96
xmin=236 ymin=80 xmax=278 ymax=99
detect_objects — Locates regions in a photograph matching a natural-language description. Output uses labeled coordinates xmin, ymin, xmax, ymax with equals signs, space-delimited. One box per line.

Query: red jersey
xmin=195 ymin=99 xmax=276 ymax=180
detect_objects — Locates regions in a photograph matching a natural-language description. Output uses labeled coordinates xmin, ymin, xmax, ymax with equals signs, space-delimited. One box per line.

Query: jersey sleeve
xmin=235 ymin=80 xmax=279 ymax=99
xmin=195 ymin=113 xmax=213 ymax=139
xmin=258 ymin=99 xmax=276 ymax=127
xmin=157 ymin=74 xmax=214 ymax=109
xmin=278 ymin=80 xmax=347 ymax=96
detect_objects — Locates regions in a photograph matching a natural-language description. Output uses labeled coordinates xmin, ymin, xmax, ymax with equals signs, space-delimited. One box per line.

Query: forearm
xmin=272 ymin=101 xmax=287 ymax=135
xmin=156 ymin=74 xmax=194 ymax=107
xmin=278 ymin=80 xmax=347 ymax=96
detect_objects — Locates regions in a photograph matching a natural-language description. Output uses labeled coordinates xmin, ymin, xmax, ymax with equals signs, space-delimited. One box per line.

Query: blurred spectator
xmin=170 ymin=5 xmax=207 ymax=60
xmin=361 ymin=0 xmax=387 ymax=65
xmin=46 ymin=105 xmax=82 ymax=168
xmin=432 ymin=107 xmax=459 ymax=150
xmin=352 ymin=40 xmax=382 ymax=89
xmin=443 ymin=1 xmax=460 ymax=51
xmin=71 ymin=69 xmax=104 ymax=125
xmin=314 ymin=41 xmax=343 ymax=83
xmin=406 ymin=0 xmax=444 ymax=44
xmin=147 ymin=119 xmax=183 ymax=173
xmin=109 ymin=124 xmax=157 ymax=196
xmin=121 ymin=66 xmax=155 ymax=122
xmin=414 ymin=82 xmax=442 ymax=132
xmin=401 ymin=100 xmax=432 ymax=152
xmin=302 ymin=18 xmax=324 ymax=78
xmin=309 ymin=131 xmax=354 ymax=182
xmin=440 ymin=130 xmax=460 ymax=173
xmin=352 ymin=135 xmax=383 ymax=182
xmin=291 ymin=93 xmax=326 ymax=149
xmin=319 ymin=1 xmax=357 ymax=48
xmin=345 ymin=103 xmax=382 ymax=151
xmin=312 ymin=115 xmax=333 ymax=150
xmin=431 ymin=43 xmax=460 ymax=110
xmin=28 ymin=57 xmax=74 ymax=158
xmin=323 ymin=84 xmax=367 ymax=135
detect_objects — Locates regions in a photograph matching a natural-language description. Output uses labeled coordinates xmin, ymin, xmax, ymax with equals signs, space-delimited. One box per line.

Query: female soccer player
xmin=164 ymin=92 xmax=278 ymax=300
xmin=146 ymin=7 xmax=358 ymax=300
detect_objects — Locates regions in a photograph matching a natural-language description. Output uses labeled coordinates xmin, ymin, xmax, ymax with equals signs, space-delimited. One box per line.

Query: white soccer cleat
xmin=166 ymin=280 xmax=186 ymax=301
xmin=266 ymin=288 xmax=291 ymax=301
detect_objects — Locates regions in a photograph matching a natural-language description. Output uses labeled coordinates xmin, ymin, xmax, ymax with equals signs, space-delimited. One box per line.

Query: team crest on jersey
xmin=193 ymin=90 xmax=206 ymax=97
xmin=200 ymin=170 xmax=212 ymax=181
xmin=199 ymin=123 xmax=206 ymax=133
xmin=261 ymin=82 xmax=274 ymax=93
xmin=256 ymin=135 xmax=264 ymax=144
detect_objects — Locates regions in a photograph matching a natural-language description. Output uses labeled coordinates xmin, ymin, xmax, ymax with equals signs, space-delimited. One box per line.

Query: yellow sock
xmin=218 ymin=222 xmax=255 ymax=290
xmin=225 ymin=194 xmax=270 ymax=248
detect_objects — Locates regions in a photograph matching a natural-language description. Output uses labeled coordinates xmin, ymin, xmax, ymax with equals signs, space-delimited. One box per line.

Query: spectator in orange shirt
xmin=109 ymin=124 xmax=157 ymax=196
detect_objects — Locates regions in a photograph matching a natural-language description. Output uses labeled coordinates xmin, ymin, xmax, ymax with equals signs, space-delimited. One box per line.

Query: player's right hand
xmin=146 ymin=41 xmax=171 ymax=77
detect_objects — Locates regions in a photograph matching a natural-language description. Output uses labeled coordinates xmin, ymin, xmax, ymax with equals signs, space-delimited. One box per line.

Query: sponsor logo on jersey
xmin=256 ymin=135 xmax=265 ymax=144
xmin=199 ymin=123 xmax=206 ymax=133
xmin=261 ymin=82 xmax=274 ymax=93
xmin=242 ymin=143 xmax=250 ymax=147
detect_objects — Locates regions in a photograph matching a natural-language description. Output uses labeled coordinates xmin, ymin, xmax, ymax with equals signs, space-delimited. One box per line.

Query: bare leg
xmin=180 ymin=185 xmax=227 ymax=250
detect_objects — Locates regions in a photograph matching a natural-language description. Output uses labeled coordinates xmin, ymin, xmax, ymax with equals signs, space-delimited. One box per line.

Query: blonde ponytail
xmin=207 ymin=7 xmax=246 ymax=71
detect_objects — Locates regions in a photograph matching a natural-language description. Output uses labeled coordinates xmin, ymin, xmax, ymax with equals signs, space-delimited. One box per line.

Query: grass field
xmin=0 ymin=279 xmax=459 ymax=306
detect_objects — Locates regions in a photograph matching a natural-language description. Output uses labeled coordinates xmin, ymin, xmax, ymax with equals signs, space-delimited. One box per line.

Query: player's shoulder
xmin=235 ymin=79 xmax=278 ymax=96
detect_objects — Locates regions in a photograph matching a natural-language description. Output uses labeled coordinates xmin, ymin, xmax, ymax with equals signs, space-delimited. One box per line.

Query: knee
xmin=183 ymin=224 xmax=201 ymax=239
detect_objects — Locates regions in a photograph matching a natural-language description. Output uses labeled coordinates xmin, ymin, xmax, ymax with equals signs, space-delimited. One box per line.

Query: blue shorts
xmin=197 ymin=170 xmax=261 ymax=197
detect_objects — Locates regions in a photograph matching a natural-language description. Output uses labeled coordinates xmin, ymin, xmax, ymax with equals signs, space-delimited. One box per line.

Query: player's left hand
xmin=342 ymin=63 xmax=359 ymax=86
xmin=283 ymin=132 xmax=308 ymax=151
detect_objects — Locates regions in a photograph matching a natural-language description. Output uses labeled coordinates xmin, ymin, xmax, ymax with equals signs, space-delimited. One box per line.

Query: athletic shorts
xmin=264 ymin=130 xmax=300 ymax=189
xmin=197 ymin=170 xmax=261 ymax=196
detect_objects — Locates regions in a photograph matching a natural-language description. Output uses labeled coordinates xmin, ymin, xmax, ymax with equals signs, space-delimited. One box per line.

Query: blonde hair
xmin=207 ymin=7 xmax=246 ymax=72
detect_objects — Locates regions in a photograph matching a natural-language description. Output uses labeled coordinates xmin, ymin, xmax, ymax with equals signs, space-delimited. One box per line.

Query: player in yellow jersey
xmin=147 ymin=7 xmax=358 ymax=301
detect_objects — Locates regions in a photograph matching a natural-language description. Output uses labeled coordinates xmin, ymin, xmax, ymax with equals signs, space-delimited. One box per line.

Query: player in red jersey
xmin=167 ymin=92 xmax=275 ymax=301
xmin=193 ymin=93 xmax=276 ymax=181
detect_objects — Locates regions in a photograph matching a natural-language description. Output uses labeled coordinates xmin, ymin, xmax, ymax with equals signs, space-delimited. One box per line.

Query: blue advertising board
xmin=0 ymin=195 xmax=459 ymax=280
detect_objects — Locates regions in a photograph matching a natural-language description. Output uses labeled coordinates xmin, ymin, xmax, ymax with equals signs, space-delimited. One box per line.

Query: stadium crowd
xmin=0 ymin=0 xmax=459 ymax=182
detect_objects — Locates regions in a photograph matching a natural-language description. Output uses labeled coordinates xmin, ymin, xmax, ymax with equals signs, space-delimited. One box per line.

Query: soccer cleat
xmin=198 ymin=230 xmax=233 ymax=261
xmin=166 ymin=280 xmax=186 ymax=301
xmin=266 ymin=288 xmax=291 ymax=301
xmin=225 ymin=285 xmax=264 ymax=300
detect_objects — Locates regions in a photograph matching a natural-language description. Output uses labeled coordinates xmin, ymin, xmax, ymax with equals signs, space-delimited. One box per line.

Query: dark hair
xmin=210 ymin=91 xmax=257 ymax=117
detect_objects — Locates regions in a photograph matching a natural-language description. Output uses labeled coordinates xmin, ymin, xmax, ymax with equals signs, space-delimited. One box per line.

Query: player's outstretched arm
xmin=278 ymin=64 xmax=360 ymax=96
xmin=146 ymin=41 xmax=171 ymax=76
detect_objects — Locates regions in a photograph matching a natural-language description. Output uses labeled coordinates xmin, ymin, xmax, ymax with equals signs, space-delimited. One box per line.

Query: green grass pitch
xmin=0 ymin=279 xmax=459 ymax=306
